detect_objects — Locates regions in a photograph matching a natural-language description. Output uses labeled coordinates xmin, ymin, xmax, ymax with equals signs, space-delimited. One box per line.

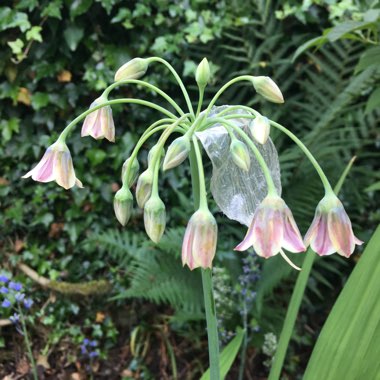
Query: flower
xmin=163 ymin=135 xmax=191 ymax=171
xmin=250 ymin=115 xmax=270 ymax=145
xmin=81 ymin=96 xmax=115 ymax=142
xmin=23 ymin=298 xmax=33 ymax=309
xmin=230 ymin=139 xmax=251 ymax=172
xmin=182 ymin=209 xmax=218 ymax=270
xmin=122 ymin=157 xmax=140 ymax=187
xmin=235 ymin=195 xmax=305 ymax=258
xmin=0 ymin=286 xmax=9 ymax=294
xmin=9 ymin=313 xmax=20 ymax=324
xmin=0 ymin=275 xmax=9 ymax=283
xmin=1 ymin=299 xmax=11 ymax=308
xmin=144 ymin=195 xmax=166 ymax=243
xmin=114 ymin=57 xmax=149 ymax=81
xmin=22 ymin=141 xmax=83 ymax=190
xmin=196 ymin=57 xmax=211 ymax=88
xmin=251 ymin=76 xmax=284 ymax=103
xmin=113 ymin=187 xmax=133 ymax=226
xmin=136 ymin=169 xmax=153 ymax=208
xmin=15 ymin=293 xmax=25 ymax=302
xmin=304 ymin=194 xmax=363 ymax=257
xmin=9 ymin=282 xmax=22 ymax=291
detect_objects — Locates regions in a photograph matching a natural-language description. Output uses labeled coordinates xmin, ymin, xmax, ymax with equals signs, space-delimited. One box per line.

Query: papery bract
xmin=81 ymin=97 xmax=115 ymax=142
xmin=182 ymin=209 xmax=218 ymax=270
xmin=235 ymin=195 xmax=305 ymax=258
xmin=304 ymin=194 xmax=363 ymax=257
xmin=22 ymin=141 xmax=83 ymax=190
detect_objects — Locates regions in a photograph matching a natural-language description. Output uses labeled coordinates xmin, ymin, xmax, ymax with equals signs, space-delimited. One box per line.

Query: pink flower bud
xmin=136 ymin=169 xmax=153 ymax=208
xmin=144 ymin=196 xmax=166 ymax=243
xmin=81 ymin=97 xmax=115 ymax=142
xmin=251 ymin=76 xmax=284 ymax=103
xmin=235 ymin=195 xmax=305 ymax=258
xmin=113 ymin=187 xmax=133 ymax=226
xmin=22 ymin=141 xmax=83 ymax=190
xmin=114 ymin=58 xmax=149 ymax=82
xmin=163 ymin=135 xmax=191 ymax=171
xmin=230 ymin=139 xmax=250 ymax=172
xmin=304 ymin=194 xmax=363 ymax=257
xmin=182 ymin=209 xmax=218 ymax=270
xmin=250 ymin=115 xmax=270 ymax=145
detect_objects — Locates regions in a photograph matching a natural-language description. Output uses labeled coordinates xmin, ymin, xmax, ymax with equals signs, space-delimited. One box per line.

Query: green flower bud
xmin=113 ymin=187 xmax=133 ymax=226
xmin=230 ymin=139 xmax=250 ymax=171
xmin=251 ymin=76 xmax=284 ymax=104
xmin=196 ymin=58 xmax=210 ymax=88
xmin=250 ymin=115 xmax=270 ymax=144
xmin=122 ymin=157 xmax=140 ymax=187
xmin=163 ymin=135 xmax=191 ymax=171
xmin=147 ymin=145 xmax=165 ymax=167
xmin=136 ymin=169 xmax=153 ymax=208
xmin=114 ymin=58 xmax=149 ymax=82
xmin=144 ymin=195 xmax=166 ymax=243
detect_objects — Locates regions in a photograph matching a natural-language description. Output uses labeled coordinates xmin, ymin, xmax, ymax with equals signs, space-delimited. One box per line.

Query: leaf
xmin=7 ymin=39 xmax=24 ymax=55
xmin=365 ymin=181 xmax=380 ymax=192
xmin=292 ymin=36 xmax=328 ymax=62
xmin=26 ymin=26 xmax=43 ymax=42
xmin=200 ymin=328 xmax=245 ymax=380
xmin=304 ymin=225 xmax=380 ymax=380
xmin=355 ymin=46 xmax=380 ymax=74
xmin=0 ymin=7 xmax=31 ymax=32
xmin=31 ymin=92 xmax=50 ymax=110
xmin=70 ymin=0 xmax=93 ymax=19
xmin=63 ymin=25 xmax=84 ymax=51
xmin=327 ymin=20 xmax=376 ymax=42
xmin=41 ymin=0 xmax=63 ymax=19
xmin=365 ymin=88 xmax=380 ymax=114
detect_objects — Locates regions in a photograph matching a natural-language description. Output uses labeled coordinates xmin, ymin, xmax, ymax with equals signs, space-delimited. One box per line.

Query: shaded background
xmin=0 ymin=0 xmax=379 ymax=379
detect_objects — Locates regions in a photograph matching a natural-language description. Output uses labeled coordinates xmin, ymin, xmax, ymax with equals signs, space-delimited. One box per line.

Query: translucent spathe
xmin=196 ymin=106 xmax=282 ymax=227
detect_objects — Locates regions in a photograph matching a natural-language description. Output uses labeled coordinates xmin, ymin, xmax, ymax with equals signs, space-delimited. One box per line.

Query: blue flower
xmin=15 ymin=293 xmax=25 ymax=302
xmin=1 ymin=299 xmax=11 ymax=308
xmin=89 ymin=340 xmax=98 ymax=347
xmin=9 ymin=282 xmax=22 ymax=291
xmin=0 ymin=275 xmax=9 ymax=283
xmin=0 ymin=286 xmax=9 ymax=294
xmin=89 ymin=351 xmax=99 ymax=358
xmin=80 ymin=344 xmax=87 ymax=355
xmin=83 ymin=338 xmax=90 ymax=345
xmin=9 ymin=313 xmax=20 ymax=324
xmin=24 ymin=298 xmax=33 ymax=309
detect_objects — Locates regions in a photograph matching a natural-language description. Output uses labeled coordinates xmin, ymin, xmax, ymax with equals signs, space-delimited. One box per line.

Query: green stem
xmin=268 ymin=158 xmax=355 ymax=380
xmin=17 ymin=305 xmax=38 ymax=380
xmin=196 ymin=86 xmax=205 ymax=117
xmin=102 ymin=79 xmax=186 ymax=117
xmin=59 ymin=98 xmax=178 ymax=141
xmin=191 ymin=136 xmax=208 ymax=210
xmin=148 ymin=57 xmax=195 ymax=118
xmin=201 ymin=268 xmax=220 ymax=380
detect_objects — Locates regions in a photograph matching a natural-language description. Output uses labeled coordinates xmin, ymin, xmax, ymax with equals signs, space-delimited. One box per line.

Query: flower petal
xmin=234 ymin=218 xmax=256 ymax=251
xmin=282 ymin=208 xmax=306 ymax=253
xmin=304 ymin=212 xmax=321 ymax=247
xmin=23 ymin=149 xmax=55 ymax=183
xmin=310 ymin=215 xmax=335 ymax=256
xmin=54 ymin=150 xmax=76 ymax=189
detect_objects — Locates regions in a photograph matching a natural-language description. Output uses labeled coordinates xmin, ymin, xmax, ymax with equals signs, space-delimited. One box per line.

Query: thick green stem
xmin=196 ymin=86 xmax=205 ymax=117
xmin=148 ymin=57 xmax=195 ymax=118
xmin=191 ymin=136 xmax=208 ymax=210
xmin=59 ymin=98 xmax=178 ymax=141
xmin=102 ymin=79 xmax=186 ymax=117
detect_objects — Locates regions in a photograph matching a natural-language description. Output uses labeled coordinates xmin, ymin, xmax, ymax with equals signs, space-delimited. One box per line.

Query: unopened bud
xmin=122 ymin=157 xmax=140 ymax=187
xmin=114 ymin=58 xmax=149 ymax=82
xmin=144 ymin=196 xmax=166 ymax=243
xmin=147 ymin=145 xmax=165 ymax=167
xmin=113 ymin=187 xmax=133 ymax=226
xmin=230 ymin=139 xmax=250 ymax=171
xmin=250 ymin=115 xmax=270 ymax=144
xmin=163 ymin=135 xmax=191 ymax=170
xmin=251 ymin=76 xmax=284 ymax=104
xmin=136 ymin=169 xmax=153 ymax=208
xmin=196 ymin=58 xmax=210 ymax=88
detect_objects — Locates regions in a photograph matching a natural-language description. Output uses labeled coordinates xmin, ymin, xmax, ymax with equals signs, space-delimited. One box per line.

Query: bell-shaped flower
xmin=304 ymin=194 xmax=363 ymax=257
xmin=235 ymin=195 xmax=305 ymax=258
xmin=114 ymin=57 xmax=149 ymax=82
xmin=251 ymin=76 xmax=284 ymax=103
xmin=22 ymin=141 xmax=83 ymax=190
xmin=182 ymin=208 xmax=218 ymax=270
xmin=113 ymin=186 xmax=133 ymax=226
xmin=250 ymin=114 xmax=270 ymax=145
xmin=144 ymin=195 xmax=166 ymax=243
xmin=81 ymin=96 xmax=115 ymax=142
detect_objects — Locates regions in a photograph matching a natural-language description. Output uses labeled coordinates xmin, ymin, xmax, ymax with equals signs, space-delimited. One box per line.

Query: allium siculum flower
xmin=113 ymin=187 xmax=133 ymax=226
xmin=304 ymin=194 xmax=363 ymax=257
xmin=251 ymin=76 xmax=284 ymax=104
xmin=250 ymin=114 xmax=270 ymax=145
xmin=81 ymin=97 xmax=115 ymax=142
xmin=22 ymin=141 xmax=83 ymax=190
xmin=114 ymin=57 xmax=149 ymax=81
xmin=144 ymin=195 xmax=166 ymax=243
xmin=182 ymin=208 xmax=218 ymax=270
xmin=235 ymin=195 xmax=305 ymax=258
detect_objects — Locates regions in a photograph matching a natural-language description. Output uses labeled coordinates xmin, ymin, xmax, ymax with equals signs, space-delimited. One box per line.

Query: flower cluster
xmin=80 ymin=337 xmax=99 ymax=360
xmin=0 ymin=275 xmax=33 ymax=326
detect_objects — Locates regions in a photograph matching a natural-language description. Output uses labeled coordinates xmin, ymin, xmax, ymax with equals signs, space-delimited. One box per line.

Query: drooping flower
xmin=1 ymin=299 xmax=11 ymax=308
xmin=251 ymin=76 xmax=284 ymax=104
xmin=144 ymin=195 xmax=166 ymax=243
xmin=113 ymin=187 xmax=133 ymax=226
xmin=136 ymin=169 xmax=153 ymax=208
xmin=235 ymin=195 xmax=305 ymax=258
xmin=182 ymin=208 xmax=218 ymax=270
xmin=22 ymin=141 xmax=83 ymax=190
xmin=163 ymin=135 xmax=191 ymax=171
xmin=114 ymin=57 xmax=149 ymax=81
xmin=0 ymin=275 xmax=9 ymax=283
xmin=304 ymin=194 xmax=363 ymax=257
xmin=250 ymin=114 xmax=270 ymax=145
xmin=230 ymin=139 xmax=251 ymax=172
xmin=81 ymin=96 xmax=115 ymax=142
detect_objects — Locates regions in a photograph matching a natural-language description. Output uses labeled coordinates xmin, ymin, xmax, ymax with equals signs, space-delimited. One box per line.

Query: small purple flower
xmin=24 ymin=298 xmax=33 ymax=309
xmin=83 ymin=338 xmax=90 ymax=345
xmin=0 ymin=275 xmax=9 ymax=283
xmin=80 ymin=344 xmax=87 ymax=354
xmin=2 ymin=299 xmax=11 ymax=308
xmin=15 ymin=293 xmax=25 ymax=302
xmin=89 ymin=340 xmax=98 ymax=347
xmin=0 ymin=286 xmax=9 ymax=294
xmin=89 ymin=351 xmax=99 ymax=358
xmin=9 ymin=282 xmax=22 ymax=291
xmin=9 ymin=313 xmax=20 ymax=324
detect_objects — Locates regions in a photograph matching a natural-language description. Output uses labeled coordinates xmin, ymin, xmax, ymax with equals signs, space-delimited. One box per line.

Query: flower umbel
xmin=235 ymin=195 xmax=305 ymax=259
xmin=182 ymin=208 xmax=218 ymax=270
xmin=22 ymin=141 xmax=83 ymax=190
xmin=304 ymin=194 xmax=363 ymax=257
xmin=81 ymin=96 xmax=115 ymax=142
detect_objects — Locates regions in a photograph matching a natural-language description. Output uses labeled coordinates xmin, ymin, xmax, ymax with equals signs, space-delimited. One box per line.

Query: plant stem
xmin=17 ymin=305 xmax=38 ymax=380
xmin=202 ymin=268 xmax=221 ymax=380
xmin=196 ymin=86 xmax=205 ymax=117
xmin=189 ymin=144 xmax=220 ymax=380
xmin=191 ymin=137 xmax=208 ymax=210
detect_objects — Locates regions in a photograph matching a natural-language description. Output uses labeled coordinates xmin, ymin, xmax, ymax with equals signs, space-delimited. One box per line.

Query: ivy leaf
xmin=41 ymin=0 xmax=63 ymax=19
xmin=31 ymin=92 xmax=50 ymax=110
xmin=70 ymin=0 xmax=93 ymax=20
xmin=1 ymin=118 xmax=20 ymax=142
xmin=64 ymin=25 xmax=84 ymax=51
xmin=7 ymin=39 xmax=24 ymax=55
xmin=0 ymin=7 xmax=31 ymax=32
xmin=26 ymin=26 xmax=43 ymax=42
